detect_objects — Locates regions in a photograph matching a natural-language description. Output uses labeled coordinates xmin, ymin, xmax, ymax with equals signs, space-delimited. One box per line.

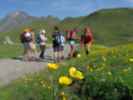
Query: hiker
xmin=66 ymin=29 xmax=78 ymax=58
xmin=28 ymin=28 xmax=38 ymax=60
xmin=52 ymin=26 xmax=65 ymax=62
xmin=80 ymin=27 xmax=94 ymax=55
xmin=38 ymin=29 xmax=47 ymax=59
xmin=20 ymin=28 xmax=33 ymax=61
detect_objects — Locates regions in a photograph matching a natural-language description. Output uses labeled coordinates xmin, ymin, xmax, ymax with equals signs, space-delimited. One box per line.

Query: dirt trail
xmin=0 ymin=45 xmax=69 ymax=86
xmin=0 ymin=59 xmax=47 ymax=85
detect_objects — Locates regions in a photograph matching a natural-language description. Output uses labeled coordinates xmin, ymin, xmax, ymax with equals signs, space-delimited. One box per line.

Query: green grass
xmin=0 ymin=44 xmax=22 ymax=58
xmin=59 ymin=8 xmax=133 ymax=45
xmin=0 ymin=43 xmax=132 ymax=100
xmin=0 ymin=43 xmax=52 ymax=59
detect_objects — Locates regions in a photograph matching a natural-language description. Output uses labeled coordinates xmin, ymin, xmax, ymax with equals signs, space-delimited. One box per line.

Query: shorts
xmin=29 ymin=42 xmax=36 ymax=51
xmin=53 ymin=45 xmax=64 ymax=52
xmin=23 ymin=43 xmax=30 ymax=49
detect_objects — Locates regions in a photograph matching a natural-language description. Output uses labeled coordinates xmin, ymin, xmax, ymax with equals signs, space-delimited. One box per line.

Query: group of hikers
xmin=20 ymin=26 xmax=93 ymax=62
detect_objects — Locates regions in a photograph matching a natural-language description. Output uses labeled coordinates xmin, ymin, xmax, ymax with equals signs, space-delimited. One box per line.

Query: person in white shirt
xmin=39 ymin=29 xmax=47 ymax=59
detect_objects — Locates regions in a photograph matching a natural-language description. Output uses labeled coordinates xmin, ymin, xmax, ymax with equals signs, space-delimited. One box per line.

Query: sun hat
xmin=41 ymin=29 xmax=46 ymax=34
xmin=24 ymin=28 xmax=32 ymax=32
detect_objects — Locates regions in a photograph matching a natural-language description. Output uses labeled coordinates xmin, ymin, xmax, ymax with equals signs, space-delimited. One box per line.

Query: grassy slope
xmin=0 ymin=43 xmax=132 ymax=100
xmin=0 ymin=44 xmax=22 ymax=58
xmin=59 ymin=8 xmax=133 ymax=45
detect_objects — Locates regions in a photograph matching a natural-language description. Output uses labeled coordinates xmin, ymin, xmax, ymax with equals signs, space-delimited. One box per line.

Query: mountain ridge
xmin=0 ymin=8 xmax=133 ymax=45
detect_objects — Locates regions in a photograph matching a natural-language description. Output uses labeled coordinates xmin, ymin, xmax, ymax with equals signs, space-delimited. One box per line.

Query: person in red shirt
xmin=66 ymin=29 xmax=79 ymax=58
xmin=80 ymin=27 xmax=94 ymax=55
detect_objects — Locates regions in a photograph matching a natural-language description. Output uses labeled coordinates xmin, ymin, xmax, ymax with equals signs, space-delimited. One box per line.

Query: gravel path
xmin=0 ymin=45 xmax=69 ymax=86
xmin=0 ymin=59 xmax=47 ymax=85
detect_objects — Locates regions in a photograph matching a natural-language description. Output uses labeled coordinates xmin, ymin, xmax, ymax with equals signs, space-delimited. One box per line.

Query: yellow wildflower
xmin=48 ymin=63 xmax=59 ymax=70
xmin=42 ymin=84 xmax=46 ymax=88
xmin=48 ymin=86 xmax=52 ymax=90
xmin=123 ymin=69 xmax=129 ymax=74
xmin=107 ymin=72 xmax=112 ymax=76
xmin=60 ymin=92 xmax=65 ymax=96
xmin=60 ymin=92 xmax=68 ymax=100
xmin=74 ymin=70 xmax=84 ymax=80
xmin=69 ymin=67 xmax=84 ymax=80
xmin=62 ymin=96 xmax=68 ymax=100
xmin=69 ymin=67 xmax=77 ymax=77
xmin=59 ymin=76 xmax=72 ymax=86
xmin=77 ymin=54 xmax=81 ymax=58
xmin=129 ymin=58 xmax=133 ymax=62
xmin=88 ymin=67 xmax=93 ymax=72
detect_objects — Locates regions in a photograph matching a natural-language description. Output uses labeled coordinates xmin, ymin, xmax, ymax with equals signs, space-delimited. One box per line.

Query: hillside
xmin=0 ymin=8 xmax=133 ymax=45
xmin=59 ymin=8 xmax=133 ymax=45
xmin=0 ymin=11 xmax=37 ymax=32
xmin=0 ymin=12 xmax=60 ymax=43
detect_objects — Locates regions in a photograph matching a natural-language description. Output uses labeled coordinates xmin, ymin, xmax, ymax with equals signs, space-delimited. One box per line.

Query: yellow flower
xmin=123 ymin=69 xmax=129 ymax=73
xmin=107 ymin=72 xmax=112 ymax=76
xmin=88 ymin=67 xmax=93 ymax=72
xmin=129 ymin=58 xmax=133 ymax=62
xmin=42 ymin=84 xmax=46 ymax=88
xmin=77 ymin=54 xmax=81 ymax=58
xmin=74 ymin=71 xmax=84 ymax=80
xmin=62 ymin=96 xmax=68 ymax=100
xmin=48 ymin=86 xmax=52 ymax=90
xmin=69 ymin=67 xmax=77 ymax=77
xmin=87 ymin=65 xmax=94 ymax=72
xmin=69 ymin=67 xmax=84 ymax=80
xmin=60 ymin=92 xmax=68 ymax=100
xmin=48 ymin=63 xmax=59 ymax=70
xmin=60 ymin=92 xmax=65 ymax=96
xmin=59 ymin=76 xmax=72 ymax=86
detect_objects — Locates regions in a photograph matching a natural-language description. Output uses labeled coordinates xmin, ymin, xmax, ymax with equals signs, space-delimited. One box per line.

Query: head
xmin=40 ymin=29 xmax=46 ymax=34
xmin=65 ymin=30 xmax=69 ymax=33
xmin=84 ymin=27 xmax=92 ymax=34
xmin=24 ymin=28 xmax=32 ymax=32
xmin=54 ymin=26 xmax=59 ymax=32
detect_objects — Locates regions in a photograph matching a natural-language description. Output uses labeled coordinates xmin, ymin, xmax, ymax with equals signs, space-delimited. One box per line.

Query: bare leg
xmin=71 ymin=45 xmax=76 ymax=57
xmin=53 ymin=51 xmax=57 ymax=62
xmin=85 ymin=43 xmax=91 ymax=55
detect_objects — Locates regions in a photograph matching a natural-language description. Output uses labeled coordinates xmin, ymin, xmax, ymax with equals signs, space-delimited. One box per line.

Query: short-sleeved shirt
xmin=81 ymin=34 xmax=93 ymax=44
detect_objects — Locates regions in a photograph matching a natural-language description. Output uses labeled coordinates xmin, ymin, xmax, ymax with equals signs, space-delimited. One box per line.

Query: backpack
xmin=20 ymin=32 xmax=25 ymax=43
xmin=20 ymin=32 xmax=32 ymax=43
xmin=54 ymin=32 xmax=65 ymax=46
xmin=60 ymin=34 xmax=65 ymax=46
xmin=36 ymin=34 xmax=41 ymax=44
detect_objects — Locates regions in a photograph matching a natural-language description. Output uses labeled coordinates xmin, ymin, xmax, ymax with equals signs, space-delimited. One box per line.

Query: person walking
xmin=52 ymin=26 xmax=65 ymax=62
xmin=80 ymin=27 xmax=94 ymax=55
xmin=38 ymin=29 xmax=47 ymax=59
xmin=20 ymin=28 xmax=33 ymax=61
xmin=66 ymin=29 xmax=78 ymax=58
xmin=28 ymin=28 xmax=38 ymax=60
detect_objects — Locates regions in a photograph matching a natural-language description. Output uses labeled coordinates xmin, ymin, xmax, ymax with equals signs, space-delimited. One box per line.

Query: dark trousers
xmin=39 ymin=45 xmax=45 ymax=59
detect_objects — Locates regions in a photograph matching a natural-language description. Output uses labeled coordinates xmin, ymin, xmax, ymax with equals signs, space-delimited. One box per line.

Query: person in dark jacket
xmin=52 ymin=26 xmax=65 ymax=62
